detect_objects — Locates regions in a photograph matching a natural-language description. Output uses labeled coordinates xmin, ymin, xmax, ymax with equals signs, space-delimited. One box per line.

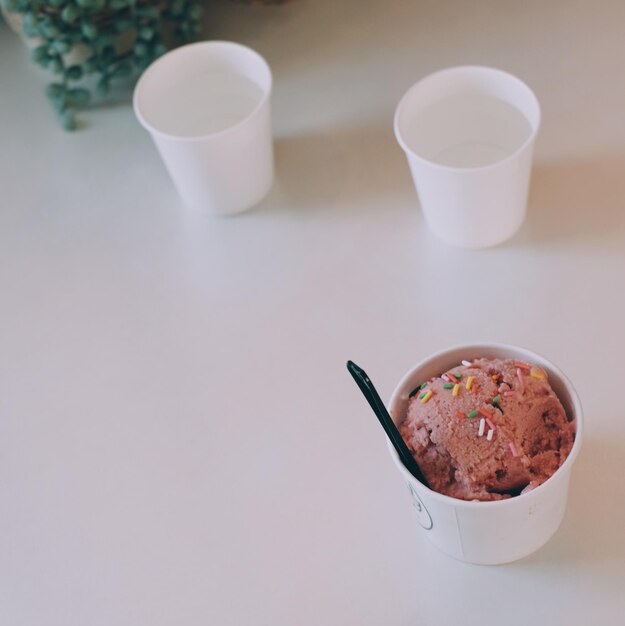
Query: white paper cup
xmin=394 ymin=67 xmax=540 ymax=248
xmin=134 ymin=41 xmax=274 ymax=215
xmin=387 ymin=344 xmax=582 ymax=565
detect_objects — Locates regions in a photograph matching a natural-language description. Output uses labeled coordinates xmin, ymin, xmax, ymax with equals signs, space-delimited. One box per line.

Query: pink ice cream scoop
xmin=400 ymin=357 xmax=575 ymax=502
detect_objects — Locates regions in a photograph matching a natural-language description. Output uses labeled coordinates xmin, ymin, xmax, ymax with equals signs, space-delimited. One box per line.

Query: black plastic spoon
xmin=347 ymin=360 xmax=428 ymax=486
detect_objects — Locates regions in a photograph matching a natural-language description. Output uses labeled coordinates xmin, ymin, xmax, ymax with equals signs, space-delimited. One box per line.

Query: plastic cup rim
xmin=133 ymin=40 xmax=273 ymax=143
xmin=393 ymin=65 xmax=541 ymax=174
xmin=387 ymin=342 xmax=583 ymax=509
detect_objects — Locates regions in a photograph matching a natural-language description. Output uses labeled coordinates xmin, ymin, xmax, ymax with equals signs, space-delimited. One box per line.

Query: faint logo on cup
xmin=408 ymin=483 xmax=433 ymax=530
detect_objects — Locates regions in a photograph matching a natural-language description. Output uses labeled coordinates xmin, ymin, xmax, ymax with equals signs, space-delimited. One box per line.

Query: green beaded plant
xmin=2 ymin=0 xmax=202 ymax=129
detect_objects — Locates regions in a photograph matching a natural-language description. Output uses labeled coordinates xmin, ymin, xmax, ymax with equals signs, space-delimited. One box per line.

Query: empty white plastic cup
xmin=394 ymin=67 xmax=540 ymax=248
xmin=134 ymin=41 xmax=274 ymax=215
xmin=387 ymin=344 xmax=582 ymax=565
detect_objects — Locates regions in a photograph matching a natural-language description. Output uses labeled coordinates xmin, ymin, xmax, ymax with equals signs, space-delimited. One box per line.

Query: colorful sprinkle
xmin=455 ymin=411 xmax=465 ymax=419
xmin=487 ymin=429 xmax=494 ymax=441
xmin=514 ymin=361 xmax=531 ymax=371
xmin=441 ymin=374 xmax=452 ymax=383
xmin=485 ymin=418 xmax=496 ymax=431
xmin=516 ymin=368 xmax=525 ymax=392
xmin=410 ymin=383 xmax=427 ymax=397
xmin=491 ymin=374 xmax=499 ymax=382
xmin=509 ymin=442 xmax=519 ymax=457
xmin=465 ymin=376 xmax=474 ymax=391
xmin=443 ymin=383 xmax=453 ymax=389
xmin=503 ymin=390 xmax=516 ymax=398
xmin=452 ymin=384 xmax=460 ymax=397
xmin=478 ymin=418 xmax=485 ymax=436
xmin=461 ymin=360 xmax=472 ymax=367
xmin=467 ymin=410 xmax=478 ymax=418
xmin=453 ymin=372 xmax=462 ymax=379
xmin=420 ymin=390 xmax=433 ymax=404
xmin=530 ymin=366 xmax=547 ymax=380
xmin=478 ymin=407 xmax=493 ymax=419
xmin=408 ymin=386 xmax=421 ymax=398
xmin=492 ymin=395 xmax=502 ymax=405
xmin=418 ymin=391 xmax=427 ymax=400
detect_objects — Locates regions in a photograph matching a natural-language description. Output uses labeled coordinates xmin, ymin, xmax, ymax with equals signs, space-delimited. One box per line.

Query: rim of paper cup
xmin=387 ymin=342 xmax=583 ymax=509
xmin=393 ymin=66 xmax=541 ymax=173
xmin=133 ymin=40 xmax=273 ymax=142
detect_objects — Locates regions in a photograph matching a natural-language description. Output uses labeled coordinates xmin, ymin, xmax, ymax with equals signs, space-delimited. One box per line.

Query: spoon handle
xmin=347 ymin=360 xmax=427 ymax=485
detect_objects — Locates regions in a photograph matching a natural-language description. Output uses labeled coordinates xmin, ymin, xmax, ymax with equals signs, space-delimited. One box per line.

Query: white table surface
xmin=2 ymin=1 xmax=625 ymax=624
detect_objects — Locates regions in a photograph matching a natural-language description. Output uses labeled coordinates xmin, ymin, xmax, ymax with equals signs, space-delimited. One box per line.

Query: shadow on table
xmin=517 ymin=435 xmax=625 ymax=569
xmin=256 ymin=124 xmax=413 ymax=216
xmin=260 ymin=141 xmax=625 ymax=243
xmin=518 ymin=155 xmax=625 ymax=247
